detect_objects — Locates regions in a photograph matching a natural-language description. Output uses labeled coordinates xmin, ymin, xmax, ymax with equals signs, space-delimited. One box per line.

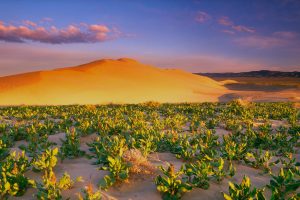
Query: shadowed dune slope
xmin=0 ymin=58 xmax=227 ymax=105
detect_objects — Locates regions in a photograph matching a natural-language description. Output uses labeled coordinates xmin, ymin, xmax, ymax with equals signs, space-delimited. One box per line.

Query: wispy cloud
xmin=218 ymin=16 xmax=255 ymax=33
xmin=234 ymin=36 xmax=285 ymax=48
xmin=218 ymin=16 xmax=233 ymax=26
xmin=221 ymin=30 xmax=235 ymax=35
xmin=273 ymin=31 xmax=297 ymax=39
xmin=0 ymin=20 xmax=122 ymax=44
xmin=234 ymin=31 xmax=298 ymax=48
xmin=195 ymin=11 xmax=211 ymax=23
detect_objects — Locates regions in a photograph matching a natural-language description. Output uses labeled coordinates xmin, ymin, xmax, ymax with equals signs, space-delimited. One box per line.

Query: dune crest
xmin=0 ymin=58 xmax=227 ymax=105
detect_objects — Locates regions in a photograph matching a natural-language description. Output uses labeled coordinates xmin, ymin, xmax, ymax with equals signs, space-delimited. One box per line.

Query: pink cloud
xmin=0 ymin=20 xmax=121 ymax=44
xmin=22 ymin=20 xmax=37 ymax=27
xmin=218 ymin=16 xmax=255 ymax=34
xmin=234 ymin=35 xmax=287 ymax=48
xmin=195 ymin=11 xmax=211 ymax=23
xmin=218 ymin=16 xmax=233 ymax=26
xmin=234 ymin=31 xmax=298 ymax=48
xmin=221 ymin=30 xmax=235 ymax=35
xmin=273 ymin=31 xmax=297 ymax=39
xmin=231 ymin=25 xmax=255 ymax=33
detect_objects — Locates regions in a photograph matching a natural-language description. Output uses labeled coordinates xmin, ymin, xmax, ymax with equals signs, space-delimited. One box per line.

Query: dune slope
xmin=0 ymin=58 xmax=227 ymax=105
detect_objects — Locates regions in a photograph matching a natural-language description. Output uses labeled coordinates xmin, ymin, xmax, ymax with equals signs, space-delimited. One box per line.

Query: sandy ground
xmin=9 ymin=120 xmax=299 ymax=200
xmin=0 ymin=59 xmax=298 ymax=105
xmin=217 ymin=77 xmax=300 ymax=102
xmin=0 ymin=58 xmax=227 ymax=105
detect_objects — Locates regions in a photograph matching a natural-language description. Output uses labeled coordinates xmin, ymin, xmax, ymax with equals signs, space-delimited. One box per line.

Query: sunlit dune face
xmin=0 ymin=58 xmax=227 ymax=105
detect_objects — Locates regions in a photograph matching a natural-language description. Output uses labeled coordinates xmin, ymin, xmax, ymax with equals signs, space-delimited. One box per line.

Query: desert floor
xmin=215 ymin=77 xmax=300 ymax=102
xmin=9 ymin=119 xmax=299 ymax=200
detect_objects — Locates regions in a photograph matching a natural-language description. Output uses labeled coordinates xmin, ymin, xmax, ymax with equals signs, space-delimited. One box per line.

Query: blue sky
xmin=0 ymin=0 xmax=299 ymax=76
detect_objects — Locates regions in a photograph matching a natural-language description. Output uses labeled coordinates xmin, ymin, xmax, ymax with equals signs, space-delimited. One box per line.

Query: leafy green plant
xmin=19 ymin=125 xmax=54 ymax=157
xmin=155 ymin=164 xmax=192 ymax=200
xmin=183 ymin=161 xmax=213 ymax=189
xmin=32 ymin=148 xmax=58 ymax=173
xmin=206 ymin=118 xmax=217 ymax=129
xmin=0 ymin=139 xmax=9 ymax=161
xmin=32 ymin=147 xmax=82 ymax=199
xmin=88 ymin=136 xmax=128 ymax=165
xmin=277 ymin=153 xmax=300 ymax=175
xmin=77 ymin=183 xmax=102 ymax=200
xmin=173 ymin=135 xmax=198 ymax=161
xmin=99 ymin=155 xmax=130 ymax=190
xmin=0 ymin=172 xmax=19 ymax=199
xmin=76 ymin=119 xmax=96 ymax=136
xmin=268 ymin=168 xmax=300 ymax=200
xmin=59 ymin=127 xmax=85 ymax=161
xmin=212 ymin=158 xmax=235 ymax=182
xmin=136 ymin=135 xmax=157 ymax=157
xmin=0 ymin=151 xmax=32 ymax=198
xmin=223 ymin=176 xmax=266 ymax=200
xmin=195 ymin=129 xmax=219 ymax=161
xmin=34 ymin=170 xmax=80 ymax=200
xmin=244 ymin=150 xmax=275 ymax=173
xmin=222 ymin=135 xmax=248 ymax=161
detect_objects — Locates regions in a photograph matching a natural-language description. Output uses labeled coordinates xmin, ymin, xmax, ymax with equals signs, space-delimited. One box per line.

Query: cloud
xmin=218 ymin=16 xmax=255 ymax=33
xmin=195 ymin=11 xmax=211 ymax=23
xmin=218 ymin=16 xmax=233 ymax=26
xmin=234 ymin=31 xmax=298 ymax=48
xmin=231 ymin=25 xmax=255 ymax=33
xmin=221 ymin=30 xmax=235 ymax=35
xmin=22 ymin=20 xmax=37 ymax=27
xmin=234 ymin=35 xmax=287 ymax=48
xmin=0 ymin=20 xmax=122 ymax=44
xmin=273 ymin=31 xmax=297 ymax=39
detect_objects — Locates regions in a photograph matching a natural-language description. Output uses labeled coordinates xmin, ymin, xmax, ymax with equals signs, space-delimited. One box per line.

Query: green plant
xmin=88 ymin=136 xmax=128 ymax=165
xmin=34 ymin=171 xmax=79 ymax=200
xmin=77 ymin=183 xmax=102 ymax=200
xmin=211 ymin=158 xmax=235 ymax=182
xmin=268 ymin=168 xmax=300 ymax=200
xmin=155 ymin=164 xmax=192 ymax=200
xmin=183 ymin=161 xmax=213 ymax=189
xmin=32 ymin=148 xmax=58 ymax=173
xmin=19 ymin=126 xmax=54 ymax=157
xmin=194 ymin=129 xmax=219 ymax=161
xmin=173 ymin=135 xmax=198 ymax=161
xmin=32 ymin=147 xmax=82 ymax=199
xmin=244 ymin=150 xmax=275 ymax=173
xmin=99 ymin=155 xmax=130 ymax=190
xmin=277 ymin=153 xmax=300 ymax=175
xmin=137 ymin=135 xmax=157 ymax=157
xmin=0 ymin=139 xmax=9 ymax=161
xmin=59 ymin=127 xmax=85 ymax=161
xmin=223 ymin=176 xmax=266 ymax=200
xmin=0 ymin=151 xmax=32 ymax=198
xmin=222 ymin=135 xmax=248 ymax=161
xmin=0 ymin=172 xmax=19 ymax=199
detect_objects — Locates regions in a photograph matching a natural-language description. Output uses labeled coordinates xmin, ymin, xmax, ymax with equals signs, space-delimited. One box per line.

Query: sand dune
xmin=0 ymin=58 xmax=227 ymax=105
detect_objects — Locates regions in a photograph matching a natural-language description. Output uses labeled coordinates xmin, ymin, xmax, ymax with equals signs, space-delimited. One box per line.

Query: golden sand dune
xmin=0 ymin=58 xmax=227 ymax=105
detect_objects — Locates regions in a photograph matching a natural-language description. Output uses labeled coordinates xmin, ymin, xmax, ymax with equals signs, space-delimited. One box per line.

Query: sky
xmin=0 ymin=0 xmax=300 ymax=76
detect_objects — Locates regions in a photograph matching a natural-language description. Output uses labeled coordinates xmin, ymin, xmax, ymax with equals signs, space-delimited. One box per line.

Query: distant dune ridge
xmin=197 ymin=70 xmax=300 ymax=78
xmin=0 ymin=58 xmax=227 ymax=105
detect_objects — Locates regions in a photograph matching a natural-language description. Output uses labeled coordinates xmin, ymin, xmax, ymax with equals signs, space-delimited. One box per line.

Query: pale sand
xmin=10 ymin=121 xmax=299 ymax=200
